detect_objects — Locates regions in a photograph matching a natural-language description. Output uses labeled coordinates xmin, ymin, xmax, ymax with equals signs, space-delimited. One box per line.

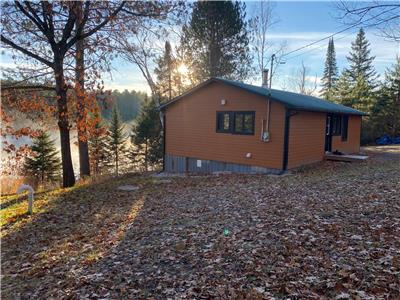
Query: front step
xmin=324 ymin=153 xmax=369 ymax=162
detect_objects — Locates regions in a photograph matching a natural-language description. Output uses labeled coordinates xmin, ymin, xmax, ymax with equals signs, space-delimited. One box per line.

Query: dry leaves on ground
xmin=1 ymin=146 xmax=399 ymax=299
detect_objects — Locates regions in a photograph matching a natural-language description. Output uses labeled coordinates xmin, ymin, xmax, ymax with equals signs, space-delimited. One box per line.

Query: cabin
xmin=160 ymin=77 xmax=366 ymax=174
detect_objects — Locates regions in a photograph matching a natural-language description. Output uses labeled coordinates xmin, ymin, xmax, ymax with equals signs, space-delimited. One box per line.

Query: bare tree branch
xmin=0 ymin=35 xmax=54 ymax=68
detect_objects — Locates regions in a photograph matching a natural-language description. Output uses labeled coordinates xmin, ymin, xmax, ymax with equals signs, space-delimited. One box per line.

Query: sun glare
xmin=177 ymin=64 xmax=189 ymax=75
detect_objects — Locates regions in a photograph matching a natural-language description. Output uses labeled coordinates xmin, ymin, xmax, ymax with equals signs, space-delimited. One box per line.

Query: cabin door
xmin=325 ymin=114 xmax=332 ymax=152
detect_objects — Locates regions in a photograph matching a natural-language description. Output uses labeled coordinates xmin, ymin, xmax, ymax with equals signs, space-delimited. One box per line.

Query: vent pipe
xmin=262 ymin=69 xmax=269 ymax=89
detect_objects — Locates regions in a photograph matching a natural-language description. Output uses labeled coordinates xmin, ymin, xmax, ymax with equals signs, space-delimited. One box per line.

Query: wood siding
xmin=287 ymin=111 xmax=326 ymax=169
xmin=164 ymin=81 xmax=286 ymax=169
xmin=332 ymin=115 xmax=361 ymax=153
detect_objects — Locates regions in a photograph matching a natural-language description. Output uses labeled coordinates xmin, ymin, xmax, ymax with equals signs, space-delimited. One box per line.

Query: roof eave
xmin=285 ymin=106 xmax=367 ymax=116
xmin=158 ymin=77 xmax=367 ymax=116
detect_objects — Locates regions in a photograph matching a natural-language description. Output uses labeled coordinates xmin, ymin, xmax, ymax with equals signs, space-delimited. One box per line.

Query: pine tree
xmin=346 ymin=28 xmax=377 ymax=86
xmin=108 ymin=105 xmax=126 ymax=175
xmin=154 ymin=41 xmax=179 ymax=101
xmin=180 ymin=0 xmax=251 ymax=83
xmin=370 ymin=56 xmax=400 ymax=139
xmin=321 ymin=38 xmax=338 ymax=100
xmin=24 ymin=131 xmax=61 ymax=186
xmin=88 ymin=111 xmax=110 ymax=177
xmin=131 ymin=96 xmax=163 ymax=171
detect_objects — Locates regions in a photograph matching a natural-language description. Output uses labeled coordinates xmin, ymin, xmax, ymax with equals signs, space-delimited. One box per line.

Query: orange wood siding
xmin=165 ymin=81 xmax=285 ymax=169
xmin=332 ymin=115 xmax=361 ymax=153
xmin=287 ymin=111 xmax=326 ymax=169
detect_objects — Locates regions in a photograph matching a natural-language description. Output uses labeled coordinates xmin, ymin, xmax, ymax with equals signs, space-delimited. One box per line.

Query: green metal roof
xmin=160 ymin=77 xmax=366 ymax=116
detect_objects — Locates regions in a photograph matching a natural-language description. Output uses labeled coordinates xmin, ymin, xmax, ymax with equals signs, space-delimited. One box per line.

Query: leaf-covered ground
xmin=1 ymin=146 xmax=399 ymax=299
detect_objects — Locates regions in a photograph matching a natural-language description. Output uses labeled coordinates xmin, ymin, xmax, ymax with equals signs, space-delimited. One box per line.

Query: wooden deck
xmin=324 ymin=153 xmax=369 ymax=162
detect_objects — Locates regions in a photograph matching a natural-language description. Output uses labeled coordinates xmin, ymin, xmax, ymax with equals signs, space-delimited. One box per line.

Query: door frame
xmin=325 ymin=114 xmax=333 ymax=152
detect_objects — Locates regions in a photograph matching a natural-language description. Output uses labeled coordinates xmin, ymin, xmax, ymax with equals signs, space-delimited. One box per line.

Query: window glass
xmin=244 ymin=114 xmax=253 ymax=133
xmin=332 ymin=115 xmax=342 ymax=135
xmin=234 ymin=112 xmax=254 ymax=135
xmin=223 ymin=114 xmax=230 ymax=130
xmin=216 ymin=112 xmax=231 ymax=132
xmin=216 ymin=111 xmax=255 ymax=135
xmin=235 ymin=113 xmax=243 ymax=132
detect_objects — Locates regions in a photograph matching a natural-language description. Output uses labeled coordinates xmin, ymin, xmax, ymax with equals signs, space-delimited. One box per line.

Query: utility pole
xmin=269 ymin=54 xmax=275 ymax=88
xmin=269 ymin=53 xmax=286 ymax=89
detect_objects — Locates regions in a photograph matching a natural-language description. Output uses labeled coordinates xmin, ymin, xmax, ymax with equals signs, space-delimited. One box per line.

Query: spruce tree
xmin=108 ymin=105 xmax=126 ymax=175
xmin=321 ymin=38 xmax=338 ymax=100
xmin=346 ymin=28 xmax=377 ymax=86
xmin=24 ymin=131 xmax=61 ymax=186
xmin=88 ymin=111 xmax=110 ymax=177
xmin=180 ymin=0 xmax=251 ymax=83
xmin=333 ymin=71 xmax=353 ymax=106
xmin=131 ymin=96 xmax=163 ymax=171
xmin=335 ymin=29 xmax=377 ymax=113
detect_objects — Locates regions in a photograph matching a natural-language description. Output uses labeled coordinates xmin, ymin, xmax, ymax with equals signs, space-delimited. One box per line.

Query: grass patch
xmin=0 ymin=189 xmax=66 ymax=231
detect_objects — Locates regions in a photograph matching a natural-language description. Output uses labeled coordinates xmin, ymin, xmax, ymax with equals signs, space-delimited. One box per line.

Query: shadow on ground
xmin=1 ymin=174 xmax=153 ymax=299
xmin=2 ymin=146 xmax=399 ymax=299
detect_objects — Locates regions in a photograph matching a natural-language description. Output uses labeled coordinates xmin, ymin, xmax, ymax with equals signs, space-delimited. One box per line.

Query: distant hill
xmin=99 ymin=89 xmax=147 ymax=122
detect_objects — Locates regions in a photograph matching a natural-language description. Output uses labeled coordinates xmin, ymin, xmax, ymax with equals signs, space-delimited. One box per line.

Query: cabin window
xmin=341 ymin=115 xmax=349 ymax=141
xmin=233 ymin=112 xmax=255 ymax=135
xmin=216 ymin=112 xmax=232 ymax=133
xmin=216 ymin=111 xmax=255 ymax=135
xmin=332 ymin=115 xmax=342 ymax=135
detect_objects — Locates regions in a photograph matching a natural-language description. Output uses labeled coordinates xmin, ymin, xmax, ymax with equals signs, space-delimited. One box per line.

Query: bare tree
xmin=116 ymin=30 xmax=160 ymax=96
xmin=296 ymin=61 xmax=318 ymax=96
xmin=250 ymin=0 xmax=286 ymax=83
xmin=114 ymin=5 xmax=185 ymax=127
xmin=337 ymin=1 xmax=400 ymax=42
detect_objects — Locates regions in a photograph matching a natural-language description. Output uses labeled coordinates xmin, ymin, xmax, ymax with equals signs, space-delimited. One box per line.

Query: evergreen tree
xmin=24 ymin=131 xmax=61 ymax=186
xmin=321 ymin=38 xmax=338 ymax=100
xmin=370 ymin=56 xmax=400 ymax=139
xmin=154 ymin=41 xmax=180 ymax=101
xmin=351 ymin=74 xmax=376 ymax=112
xmin=131 ymin=96 xmax=163 ymax=171
xmin=346 ymin=28 xmax=377 ymax=86
xmin=108 ymin=105 xmax=126 ymax=175
xmin=180 ymin=0 xmax=251 ymax=83
xmin=88 ymin=111 xmax=110 ymax=177
xmin=333 ymin=71 xmax=353 ymax=106
xmin=334 ymin=29 xmax=377 ymax=113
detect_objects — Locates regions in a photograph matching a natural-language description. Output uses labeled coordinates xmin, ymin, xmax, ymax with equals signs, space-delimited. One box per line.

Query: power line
xmin=281 ymin=6 xmax=400 ymax=59
xmin=284 ymin=31 xmax=355 ymax=62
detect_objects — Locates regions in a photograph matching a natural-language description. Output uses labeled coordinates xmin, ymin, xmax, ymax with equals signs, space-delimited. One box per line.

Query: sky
xmin=259 ymin=1 xmax=400 ymax=90
xmin=1 ymin=1 xmax=399 ymax=94
xmin=100 ymin=1 xmax=399 ymax=94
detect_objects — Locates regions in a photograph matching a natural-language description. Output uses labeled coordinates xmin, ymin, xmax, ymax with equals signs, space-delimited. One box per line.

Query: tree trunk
xmin=116 ymin=148 xmax=119 ymax=176
xmin=75 ymin=3 xmax=90 ymax=178
xmin=54 ymin=62 xmax=75 ymax=188
xmin=144 ymin=140 xmax=148 ymax=172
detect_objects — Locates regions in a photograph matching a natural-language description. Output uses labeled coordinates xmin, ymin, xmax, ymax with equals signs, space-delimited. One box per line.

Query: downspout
xmin=280 ymin=108 xmax=292 ymax=174
xmin=261 ymin=69 xmax=271 ymax=142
